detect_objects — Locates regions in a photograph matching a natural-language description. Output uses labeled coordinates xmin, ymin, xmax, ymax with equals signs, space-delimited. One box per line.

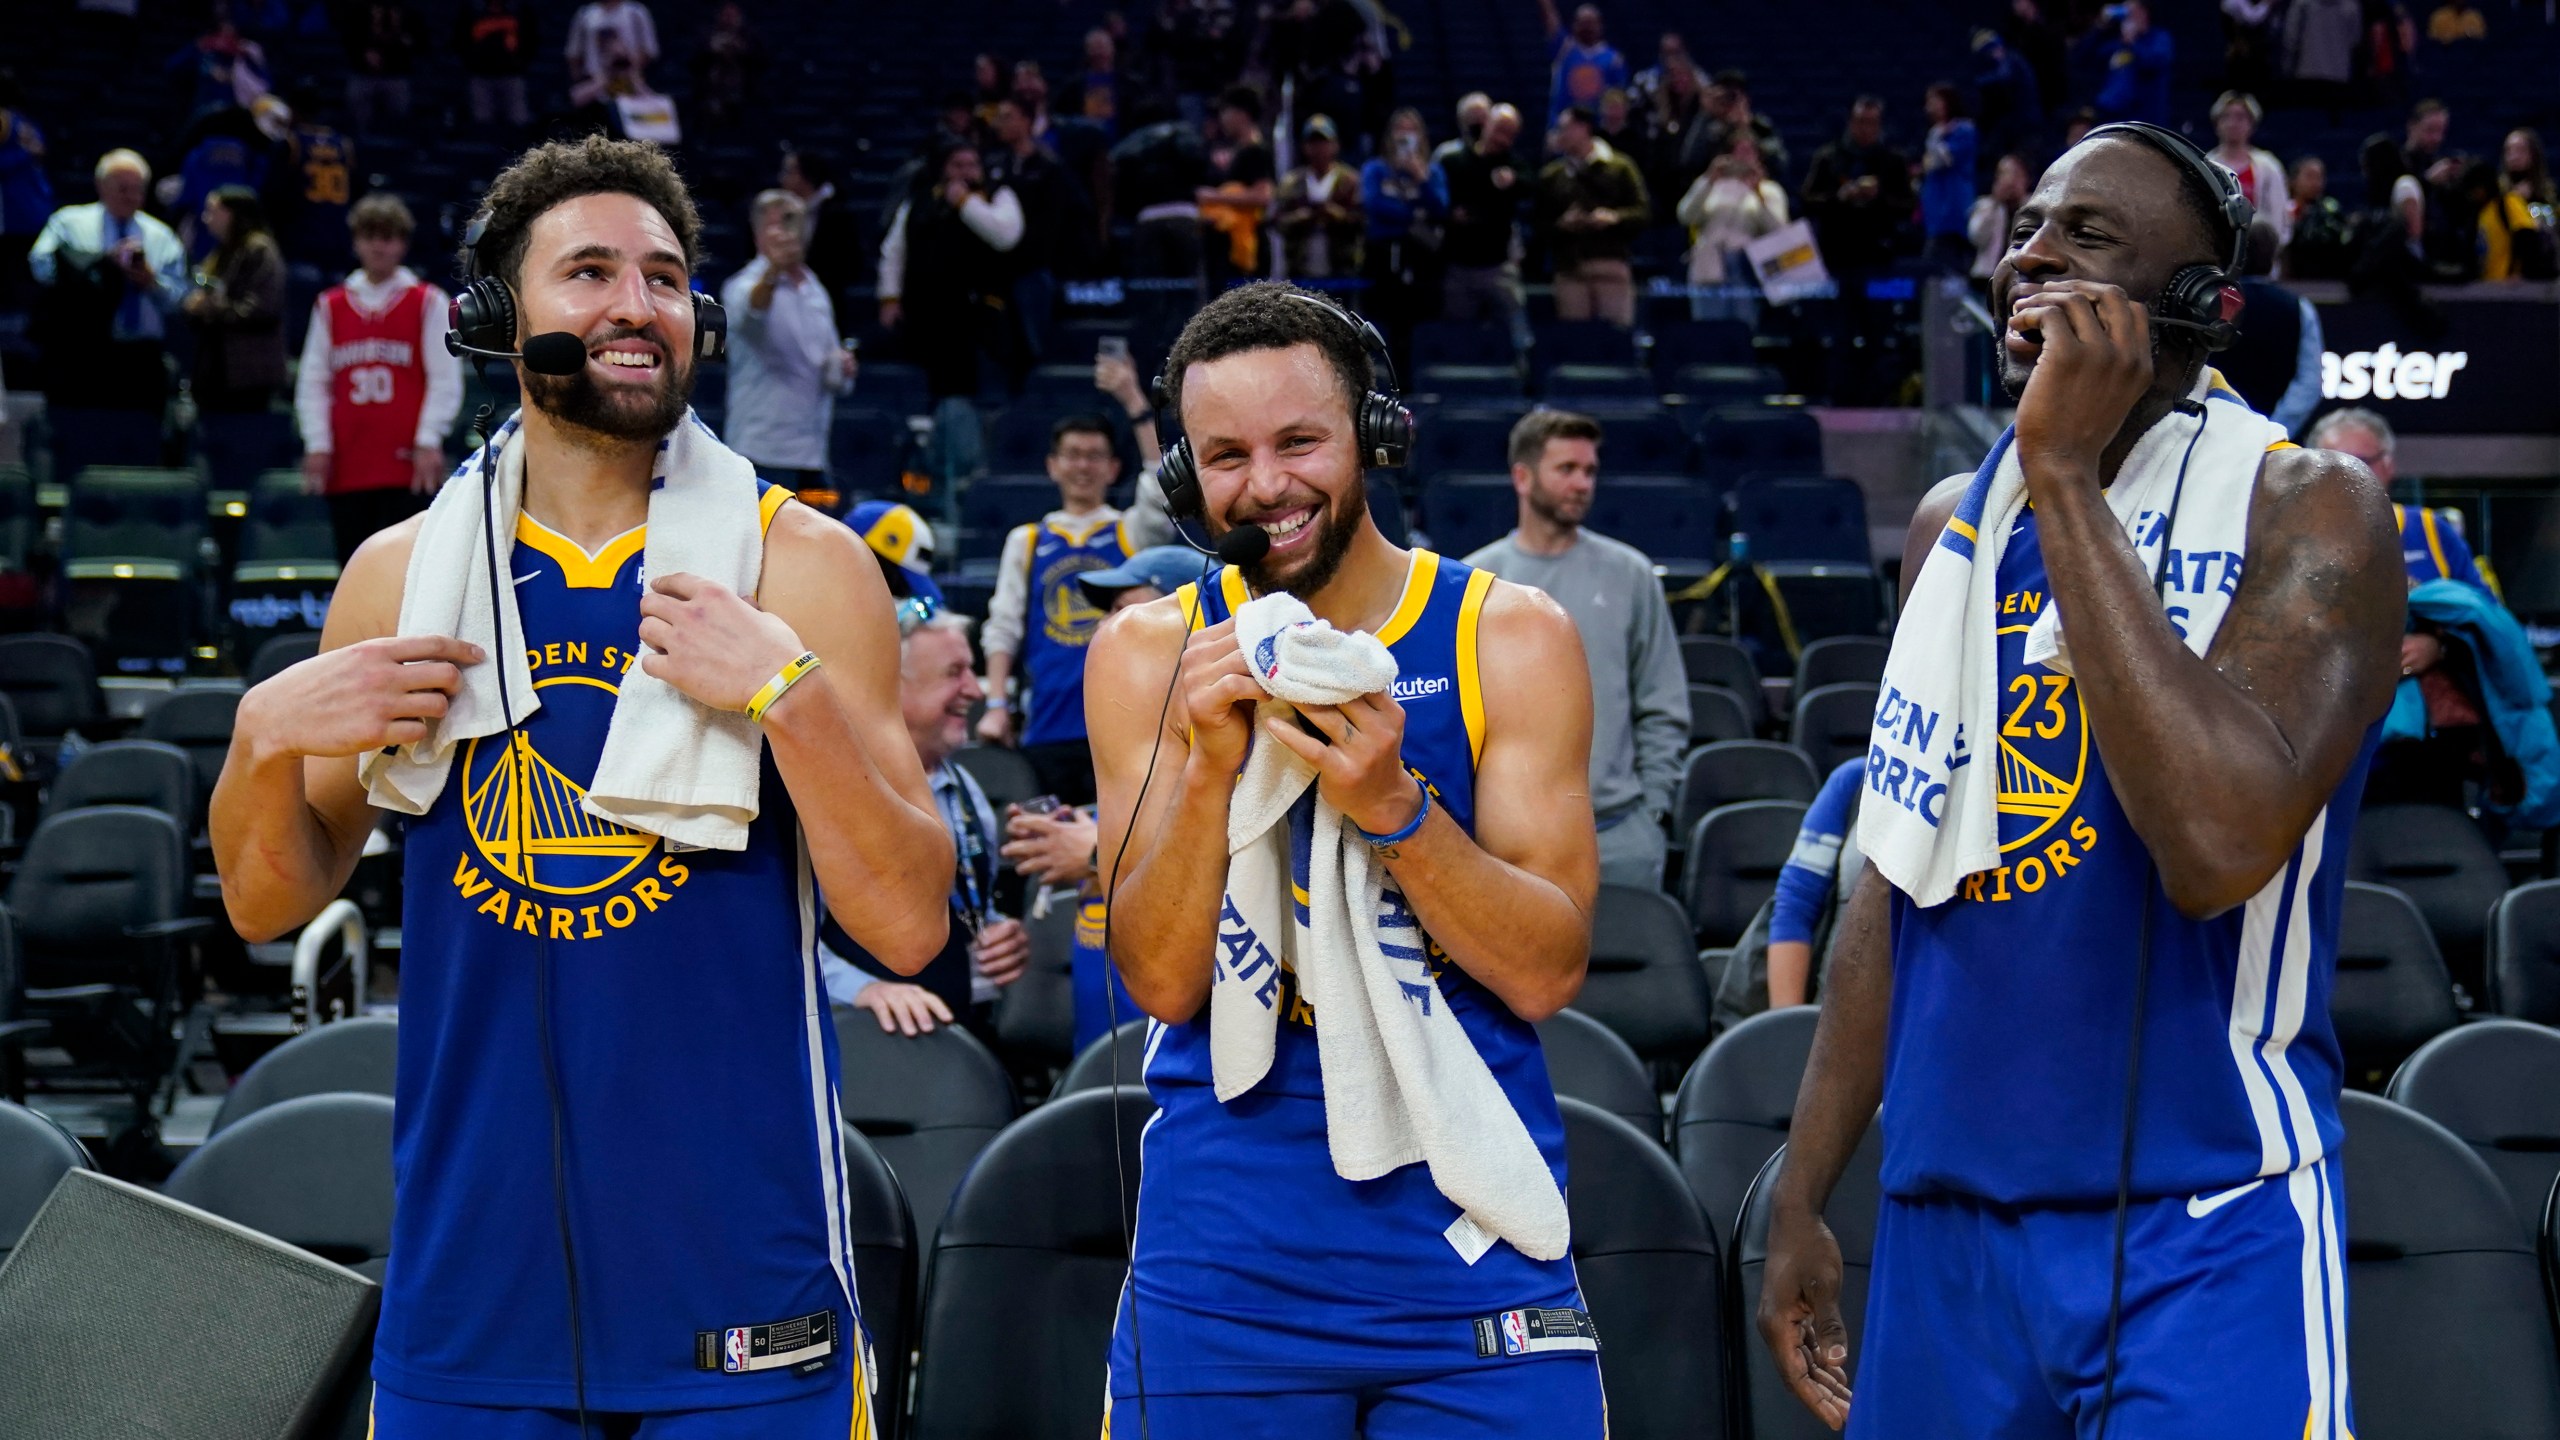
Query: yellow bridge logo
xmin=462 ymin=679 xmax=655 ymax=896
xmin=1991 ymin=628 xmax=2087 ymax=855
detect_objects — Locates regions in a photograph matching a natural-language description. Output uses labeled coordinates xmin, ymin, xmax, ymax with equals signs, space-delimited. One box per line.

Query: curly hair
xmin=464 ymin=134 xmax=701 ymax=290
xmin=1160 ymin=282 xmax=1375 ymax=423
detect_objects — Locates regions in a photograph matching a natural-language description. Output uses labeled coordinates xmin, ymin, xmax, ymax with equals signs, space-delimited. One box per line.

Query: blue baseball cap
xmin=1077 ymin=545 xmax=1207 ymax=606
xmin=848 ymin=500 xmax=943 ymax=604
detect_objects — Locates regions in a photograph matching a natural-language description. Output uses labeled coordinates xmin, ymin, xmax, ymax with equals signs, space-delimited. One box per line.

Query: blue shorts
xmin=1102 ymin=1354 xmax=1607 ymax=1439
xmin=1852 ymin=1158 xmax=2354 ymax=1440
xmin=367 ymin=1361 xmax=873 ymax=1440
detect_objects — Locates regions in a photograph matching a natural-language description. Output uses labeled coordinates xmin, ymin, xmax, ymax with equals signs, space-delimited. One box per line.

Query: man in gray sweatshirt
xmin=1467 ymin=409 xmax=1691 ymax=889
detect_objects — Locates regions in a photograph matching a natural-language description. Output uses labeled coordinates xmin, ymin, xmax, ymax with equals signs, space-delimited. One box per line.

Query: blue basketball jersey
xmin=1019 ymin=513 xmax=1133 ymax=748
xmin=1111 ymin=552 xmax=1588 ymax=1396
xmin=380 ymin=483 xmax=876 ymax=1414
xmin=1881 ymin=504 xmax=2379 ymax=1205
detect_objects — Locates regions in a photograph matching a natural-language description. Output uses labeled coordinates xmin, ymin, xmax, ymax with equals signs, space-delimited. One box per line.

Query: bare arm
xmin=649 ymin=504 xmax=953 ymax=974
xmin=211 ymin=519 xmax=478 ymax=942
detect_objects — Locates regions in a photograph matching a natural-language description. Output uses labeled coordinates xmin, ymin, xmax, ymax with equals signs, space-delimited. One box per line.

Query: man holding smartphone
xmin=723 ymin=187 xmax=856 ymax=505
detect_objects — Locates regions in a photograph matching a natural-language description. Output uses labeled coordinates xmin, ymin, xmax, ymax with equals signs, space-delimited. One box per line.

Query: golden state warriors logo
xmin=450 ymin=643 xmax=696 ymax=938
xmin=1038 ymin=552 xmax=1110 ymax=648
xmin=1958 ymin=589 xmax=2103 ymax=905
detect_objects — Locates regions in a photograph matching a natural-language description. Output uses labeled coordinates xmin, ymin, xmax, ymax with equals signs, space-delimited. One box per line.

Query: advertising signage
xmin=2306 ymin=292 xmax=2560 ymax=436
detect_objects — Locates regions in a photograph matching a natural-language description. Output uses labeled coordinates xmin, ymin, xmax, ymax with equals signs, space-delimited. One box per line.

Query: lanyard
xmin=938 ymin=775 xmax=991 ymax=939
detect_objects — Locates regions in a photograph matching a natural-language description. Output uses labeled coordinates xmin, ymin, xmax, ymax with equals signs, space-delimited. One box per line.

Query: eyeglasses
xmin=895 ymin=594 xmax=941 ymax=637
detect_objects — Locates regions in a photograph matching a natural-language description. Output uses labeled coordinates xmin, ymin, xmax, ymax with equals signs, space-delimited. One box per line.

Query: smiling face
xmin=2214 ymin=100 xmax=2254 ymax=151
xmin=900 ymin=625 xmax=983 ymax=769
xmin=1990 ymin=136 xmax=2218 ymax=398
xmin=1046 ymin=424 xmax=1119 ymax=510
xmin=514 ymin=191 xmax=696 ymax=443
xmin=1180 ymin=342 xmax=1371 ymax=600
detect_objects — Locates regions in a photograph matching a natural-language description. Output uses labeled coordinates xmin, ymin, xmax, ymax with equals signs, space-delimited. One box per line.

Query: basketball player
xmin=211 ymin=137 xmax=952 ymax=1439
xmin=1086 ymin=282 xmax=1606 ymax=1436
xmin=1756 ymin=129 xmax=2402 ymax=1436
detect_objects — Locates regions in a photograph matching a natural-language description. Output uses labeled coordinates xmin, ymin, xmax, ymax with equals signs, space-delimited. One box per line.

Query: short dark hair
xmin=2409 ymin=98 xmax=2448 ymax=125
xmin=1508 ymin=408 xmax=1603 ymax=470
xmin=1926 ymin=82 xmax=1967 ymax=119
xmin=1217 ymin=83 xmax=1262 ymax=118
xmin=1162 ymin=282 xmax=1375 ymax=424
xmin=1559 ymin=105 xmax=1598 ymax=131
xmin=466 ymin=135 xmax=702 ymax=291
xmin=349 ymin=192 xmax=415 ymax=240
xmin=1050 ymin=413 xmax=1116 ymax=454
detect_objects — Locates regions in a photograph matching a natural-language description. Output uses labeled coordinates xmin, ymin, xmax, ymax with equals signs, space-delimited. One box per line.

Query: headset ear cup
xmin=1364 ymin=394 xmax=1413 ymax=469
xmin=692 ymin=291 xmax=727 ymax=361
xmin=453 ymin=276 xmax=518 ymax=355
xmin=1158 ymin=439 xmax=1201 ymax=519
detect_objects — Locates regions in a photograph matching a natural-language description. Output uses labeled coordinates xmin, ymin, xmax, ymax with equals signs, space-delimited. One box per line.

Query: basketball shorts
xmin=1102 ymin=1354 xmax=1607 ymax=1439
xmin=367 ymin=1360 xmax=872 ymax=1440
xmin=1850 ymin=1156 xmax=2353 ymax=1440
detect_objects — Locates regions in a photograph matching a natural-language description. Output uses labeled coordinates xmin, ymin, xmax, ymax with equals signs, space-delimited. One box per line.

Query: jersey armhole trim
xmin=757 ymin=482 xmax=793 ymax=535
xmin=1375 ymin=549 xmax=1440 ymax=647
xmin=1457 ymin=566 xmax=1496 ymax=765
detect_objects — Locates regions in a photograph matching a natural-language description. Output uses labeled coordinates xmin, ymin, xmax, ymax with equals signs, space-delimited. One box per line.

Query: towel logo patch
xmin=1474 ymin=1307 xmax=1600 ymax=1358
xmin=1254 ymin=634 xmax=1282 ymax=680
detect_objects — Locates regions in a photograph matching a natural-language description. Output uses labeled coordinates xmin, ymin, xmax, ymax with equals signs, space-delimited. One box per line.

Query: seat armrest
xmin=126 ymin=917 xmax=219 ymax=943
xmin=0 ymin=1017 xmax=50 ymax=1046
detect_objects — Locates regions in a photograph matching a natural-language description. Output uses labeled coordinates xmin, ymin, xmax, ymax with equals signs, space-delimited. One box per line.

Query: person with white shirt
xmin=1967 ymin=152 xmax=2032 ymax=280
xmin=291 ymin=193 xmax=463 ymax=563
xmin=719 ymin=189 xmax=854 ymax=501
xmin=1675 ymin=132 xmax=1788 ymax=322
xmin=877 ymin=141 xmax=1022 ymax=477
xmin=563 ymin=0 xmax=658 ymax=90
xmin=28 ymin=149 xmax=188 ymax=412
xmin=2208 ymin=90 xmax=2289 ymax=247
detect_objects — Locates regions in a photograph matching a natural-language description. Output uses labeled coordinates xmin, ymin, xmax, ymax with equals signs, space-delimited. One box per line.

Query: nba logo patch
xmin=722 ymin=1327 xmax=751 ymax=1373
xmin=1499 ymin=1310 xmax=1530 ymax=1356
xmin=1254 ymin=634 xmax=1281 ymax=679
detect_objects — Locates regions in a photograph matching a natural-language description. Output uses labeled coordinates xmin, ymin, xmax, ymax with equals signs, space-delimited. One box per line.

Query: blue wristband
xmin=1353 ymin=783 xmax=1430 ymax=848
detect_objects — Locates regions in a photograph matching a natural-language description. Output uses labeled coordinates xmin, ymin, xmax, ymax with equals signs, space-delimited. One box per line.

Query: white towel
xmin=1860 ymin=371 xmax=2290 ymax=907
xmin=1216 ymin=592 xmax=1572 ymax=1264
xmin=358 ymin=410 xmax=775 ymax=852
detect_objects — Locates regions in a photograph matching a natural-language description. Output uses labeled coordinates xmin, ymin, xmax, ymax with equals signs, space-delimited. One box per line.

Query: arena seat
xmin=1791 ymin=636 xmax=1888 ymax=697
xmin=1649 ymin=319 xmax=1757 ymax=376
xmin=138 ymin=689 xmax=242 ymax=815
xmin=246 ymin=630 xmax=323 ymax=687
xmin=1683 ymin=801 xmax=1808 ymax=949
xmin=1579 ymin=407 xmax=1695 ymax=474
xmin=163 ymin=1092 xmax=396 ymax=1278
xmin=836 ymin=1119 xmax=919 ymax=1440
xmin=911 ymin=1086 xmax=1150 ymax=1440
xmin=1789 ymin=683 xmax=1878 ymax=777
xmin=993 ymin=891 xmax=1080 ymax=1073
xmin=0 ymin=634 xmax=106 ymax=763
xmin=2485 ymin=880 xmax=2560 ymax=1024
xmin=0 ymin=464 xmax=37 ymax=580
xmin=829 ymin=405 xmax=912 ymax=497
xmin=1542 ymin=363 xmax=1660 ymax=402
xmin=11 ymin=806 xmax=198 ymax=1107
xmin=1695 ymin=405 xmax=1824 ymax=481
xmin=1581 ymin=884 xmax=1712 ymax=1068
xmin=2331 ymin=882 xmax=2462 ymax=1089
xmin=1689 ymin=684 xmax=1757 ymax=746
xmin=1726 ymin=478 xmax=1869 ymax=565
xmin=2339 ymin=1090 xmax=2560 ymax=1440
xmin=831 ymin=1013 xmax=1015 ymax=1244
xmin=1672 ymin=1007 xmax=1820 ymax=1254
xmin=40 ymin=739 xmax=197 ymax=832
xmin=1409 ymin=407 xmax=1526 ymax=482
xmin=231 ymin=471 xmax=339 ymax=658
xmin=1412 ymin=321 xmax=1515 ymax=373
xmin=2349 ymin=802 xmax=2510 ymax=997
xmin=1538 ymin=1009 xmax=1661 ymax=1141
xmin=2384 ymin=1020 xmax=2560 ymax=1242
xmin=1418 ymin=473 xmax=1519 ymax=559
xmin=1675 ymin=741 xmax=1821 ymax=847
xmin=949 ymin=744 xmax=1042 ymax=816
xmin=957 ymin=475 xmax=1063 ymax=562
xmin=1680 ymin=636 xmax=1766 ymax=714
xmin=0 ymin=1100 xmax=90 ymax=1261
xmin=1056 ymin=1016 xmax=1150 ymax=1096
xmin=1558 ymin=1098 xmax=1728 ymax=1439
xmin=1583 ymin=476 xmax=1725 ymax=567
xmin=209 ymin=1016 xmax=398 ymax=1136
xmin=0 ymin=908 xmax=39 ymax=1101
xmin=1732 ymin=1125 xmax=1885 ymax=1440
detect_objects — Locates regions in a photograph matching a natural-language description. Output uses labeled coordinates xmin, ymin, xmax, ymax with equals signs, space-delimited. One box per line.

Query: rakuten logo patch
xmin=2320 ymin=344 xmax=2469 ymax=401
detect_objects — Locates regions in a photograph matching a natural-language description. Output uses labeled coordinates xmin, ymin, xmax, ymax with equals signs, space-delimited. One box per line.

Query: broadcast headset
xmin=446 ymin=209 xmax=729 ymax=368
xmin=2079 ymin=120 xmax=2255 ymax=352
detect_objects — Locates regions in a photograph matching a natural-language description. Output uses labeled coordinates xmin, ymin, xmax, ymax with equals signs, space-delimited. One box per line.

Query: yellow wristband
xmin=744 ymin=651 xmax=823 ymax=723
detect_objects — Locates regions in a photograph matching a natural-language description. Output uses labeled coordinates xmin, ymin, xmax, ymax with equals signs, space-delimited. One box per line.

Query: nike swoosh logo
xmin=2186 ymin=1179 xmax=2265 ymax=1219
xmin=514 ymin=572 xmax=540 ymax=586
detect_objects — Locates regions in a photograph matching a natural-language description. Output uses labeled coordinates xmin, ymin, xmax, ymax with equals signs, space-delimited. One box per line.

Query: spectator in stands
xmin=274 ymin=83 xmax=358 ymax=272
xmin=564 ymin=0 xmax=657 ymax=95
xmin=976 ymin=415 xmax=1132 ymax=805
xmin=342 ymin=0 xmax=422 ymax=134
xmin=1642 ymin=56 xmax=1708 ymax=201
xmin=1113 ymin=112 xmax=1211 ymax=360
xmin=2001 ymin=0 xmax=2068 ymax=123
xmin=1536 ymin=0 xmax=1627 ymax=128
xmin=2078 ymin=0 xmax=2173 ymax=127
xmin=2216 ymin=220 xmax=2324 ymax=436
xmin=2284 ymin=154 xmax=2352 ymax=277
xmin=2221 ymin=0 xmax=2279 ymax=94
xmin=1920 ymin=82 xmax=1979 ymax=273
xmin=1466 ymin=409 xmax=1688 ymax=889
xmin=1536 ymin=105 xmax=1649 ymax=326
xmin=1968 ymin=152 xmax=2031 ymax=281
xmin=2503 ymin=128 xmax=2556 ymax=211
xmin=1358 ymin=107 xmax=1449 ymax=372
xmin=2394 ymin=98 xmax=2458 ymax=190
xmin=1627 ymin=32 xmax=1687 ymax=119
xmin=2305 ymin=408 xmax=2493 ymax=593
xmin=1694 ymin=69 xmax=1788 ymax=186
xmin=1764 ymin=758 xmax=1862 ymax=1010
xmin=168 ymin=12 xmax=271 ymax=121
xmin=1676 ymin=133 xmax=1786 ymax=323
xmin=2059 ymin=104 xmax=2099 ymax=149
xmin=849 ymin=498 xmax=943 ymax=604
xmin=2425 ymin=0 xmax=2486 ymax=43
xmin=1432 ymin=90 xmax=1491 ymax=165
xmin=1596 ymin=87 xmax=1644 ymax=160
xmin=28 ymin=149 xmax=187 ymax=413
xmin=776 ymin=147 xmax=862 ymax=321
xmin=1199 ymin=83 xmax=1276 ymax=283
xmin=823 ymin=608 xmax=1029 ymax=1036
xmin=1275 ymin=113 xmax=1364 ymax=281
xmin=879 ymin=139 xmax=1023 ymax=475
xmin=969 ymin=52 xmax=1009 ymax=131
xmin=691 ymin=3 xmax=761 ymax=130
xmin=174 ymin=103 xmax=283 ymax=263
xmin=1440 ymin=101 xmax=1527 ymax=344
xmin=1971 ymin=29 xmax=2042 ymax=162
xmin=722 ymin=190 xmax=854 ymax=501
xmin=458 ymin=0 xmax=534 ymax=131
xmin=2209 ymin=92 xmax=2289 ymax=246
xmin=1011 ymin=60 xmax=1055 ymax=142
xmin=182 ymin=185 xmax=287 ymax=415
xmin=1065 ymin=27 xmax=1128 ymax=136
xmin=293 ymin=193 xmax=459 ymax=562
xmin=0 ymin=74 xmax=55 ymax=309
xmin=1801 ymin=96 xmax=1914 ymax=282
xmin=2477 ymin=129 xmax=2557 ymax=281
xmin=989 ymin=96 xmax=1069 ymax=366
xmin=2280 ymin=0 xmax=2362 ymax=112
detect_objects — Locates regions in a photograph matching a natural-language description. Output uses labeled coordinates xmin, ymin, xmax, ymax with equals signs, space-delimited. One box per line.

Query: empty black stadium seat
xmin=1683 ymin=800 xmax=1808 ymax=947
xmin=0 ymin=1099 xmax=90 ymax=1260
xmin=0 ymin=634 xmax=105 ymax=748
xmin=1581 ymin=884 xmax=1712 ymax=1068
xmin=2349 ymin=803 xmax=2510 ymax=996
xmin=138 ymin=689 xmax=241 ymax=812
xmin=1792 ymin=636 xmax=1888 ymax=696
xmin=829 ymin=406 xmax=912 ymax=496
xmin=40 ymin=738 xmax=197 ymax=829
xmin=209 ymin=1016 xmax=398 ymax=1136
xmin=949 ymin=744 xmax=1043 ymax=816
xmin=1543 ymin=364 xmax=1657 ymax=402
xmin=2485 ymin=880 xmax=2560 ymax=1024
xmin=958 ymin=476 xmax=1064 ymax=562
xmin=911 ymin=1087 xmax=1150 ymax=1440
xmin=1791 ymin=683 xmax=1878 ymax=776
xmin=1413 ymin=321 xmax=1515 ymax=372
xmin=1537 ymin=1009 xmax=1660 ymax=1140
xmin=1532 ymin=319 xmax=1641 ymax=378
xmin=832 ymin=1013 xmax=1015 ymax=1243
xmin=162 ymin=1092 xmax=396 ymax=1278
xmin=1689 ymin=684 xmax=1756 ymax=745
xmin=2340 ymin=1090 xmax=2560 ymax=1439
xmin=1673 ymin=1006 xmax=1821 ymax=1253
xmin=1675 ymin=741 xmax=1821 ymax=845
xmin=993 ymin=891 xmax=1081 ymax=1073
xmin=1727 ymin=477 xmax=1869 ymax=564
xmin=247 ymin=630 xmax=322 ymax=687
xmin=11 ymin=806 xmax=198 ymax=1106
xmin=836 ymin=1119 xmax=918 ymax=1440
xmin=2385 ymin=1020 xmax=2560 ymax=1240
xmin=1581 ymin=407 xmax=1695 ymax=474
xmin=1411 ymin=408 xmax=1525 ymax=481
xmin=1732 ymin=1127 xmax=1885 ymax=1440
xmin=1680 ymin=635 xmax=1765 ymax=708
xmin=1696 ymin=405 xmax=1823 ymax=479
xmin=1584 ymin=476 xmax=1724 ymax=565
xmin=1557 ymin=1098 xmax=1726 ymax=1439
xmin=1419 ymin=473 xmax=1519 ymax=560
xmin=2332 ymin=882 xmax=2461 ymax=1089
xmin=1651 ymin=318 xmax=1756 ymax=373
xmin=1057 ymin=1016 xmax=1150 ymax=1095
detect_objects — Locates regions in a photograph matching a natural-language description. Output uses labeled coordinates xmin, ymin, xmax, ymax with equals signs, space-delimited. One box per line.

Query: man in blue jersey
xmin=211 ymin=136 xmax=953 ymax=1439
xmin=1086 ymin=282 xmax=1607 ymax=1437
xmin=1757 ymin=128 xmax=2403 ymax=1437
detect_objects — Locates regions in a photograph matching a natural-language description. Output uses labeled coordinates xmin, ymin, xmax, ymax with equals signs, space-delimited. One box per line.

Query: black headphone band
xmin=451 ymin=207 xmax=726 ymax=363
xmin=2079 ymin=121 xmax=2253 ymax=276
xmin=1154 ymin=289 xmax=1412 ymax=521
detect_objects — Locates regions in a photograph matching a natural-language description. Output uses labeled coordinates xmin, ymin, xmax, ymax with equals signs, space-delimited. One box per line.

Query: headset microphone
xmin=447 ymin=329 xmax=592 ymax=376
xmin=1214 ymin=525 xmax=1271 ymax=566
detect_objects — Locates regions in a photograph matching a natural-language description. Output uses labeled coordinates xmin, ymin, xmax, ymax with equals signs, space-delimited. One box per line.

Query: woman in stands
xmin=182 ymin=184 xmax=287 ymax=415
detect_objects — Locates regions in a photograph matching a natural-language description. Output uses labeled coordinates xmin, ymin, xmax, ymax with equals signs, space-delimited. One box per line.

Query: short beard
xmin=1237 ymin=471 xmax=1366 ymax=600
xmin=523 ymin=350 xmax=693 ymax=447
xmin=1525 ymin=480 xmax=1589 ymax=530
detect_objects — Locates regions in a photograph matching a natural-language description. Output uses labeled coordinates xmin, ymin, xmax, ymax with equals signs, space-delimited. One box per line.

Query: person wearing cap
xmin=1275 ymin=113 xmax=1365 ymax=281
xmin=848 ymin=498 xmax=945 ymax=606
xmin=975 ymin=413 xmax=1132 ymax=806
xmin=2209 ymin=91 xmax=2290 ymax=248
